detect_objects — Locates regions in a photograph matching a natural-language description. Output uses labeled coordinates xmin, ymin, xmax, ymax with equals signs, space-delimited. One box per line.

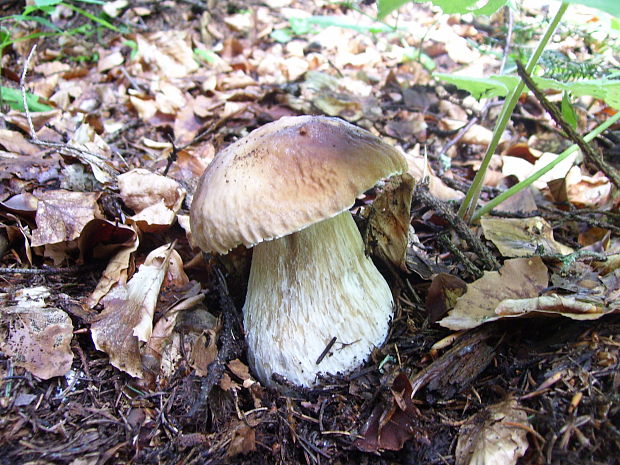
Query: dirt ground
xmin=1 ymin=1 xmax=619 ymax=464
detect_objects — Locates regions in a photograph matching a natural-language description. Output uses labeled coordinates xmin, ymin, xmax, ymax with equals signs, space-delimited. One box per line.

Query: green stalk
xmin=472 ymin=110 xmax=620 ymax=222
xmin=457 ymin=2 xmax=570 ymax=222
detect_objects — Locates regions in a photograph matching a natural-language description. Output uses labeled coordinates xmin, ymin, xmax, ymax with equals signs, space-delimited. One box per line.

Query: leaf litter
xmin=1 ymin=1 xmax=619 ymax=464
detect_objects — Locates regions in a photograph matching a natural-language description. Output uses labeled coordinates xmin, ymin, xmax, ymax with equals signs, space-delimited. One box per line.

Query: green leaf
xmin=271 ymin=28 xmax=293 ymax=43
xmin=434 ymin=73 xmax=515 ymax=99
xmin=377 ymin=0 xmax=410 ymax=19
xmin=289 ymin=15 xmax=396 ymax=35
xmin=6 ymin=14 xmax=62 ymax=31
xmin=435 ymin=73 xmax=620 ymax=109
xmin=194 ymin=48 xmax=218 ymax=64
xmin=61 ymin=2 xmax=119 ymax=31
xmin=564 ymin=0 xmax=620 ymax=18
xmin=561 ymin=92 xmax=578 ymax=130
xmin=34 ymin=0 xmax=62 ymax=6
xmin=1 ymin=86 xmax=54 ymax=112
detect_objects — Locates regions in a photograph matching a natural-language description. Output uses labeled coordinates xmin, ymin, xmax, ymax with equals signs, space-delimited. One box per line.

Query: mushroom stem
xmin=244 ymin=211 xmax=394 ymax=387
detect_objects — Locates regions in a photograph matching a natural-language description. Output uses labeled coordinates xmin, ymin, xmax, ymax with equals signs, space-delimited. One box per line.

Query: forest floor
xmin=1 ymin=0 xmax=619 ymax=464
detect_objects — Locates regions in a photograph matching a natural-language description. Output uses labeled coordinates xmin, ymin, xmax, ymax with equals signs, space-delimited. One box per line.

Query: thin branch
xmin=20 ymin=44 xmax=39 ymax=140
xmin=188 ymin=265 xmax=242 ymax=419
xmin=515 ymin=61 xmax=620 ymax=189
xmin=19 ymin=45 xmax=120 ymax=180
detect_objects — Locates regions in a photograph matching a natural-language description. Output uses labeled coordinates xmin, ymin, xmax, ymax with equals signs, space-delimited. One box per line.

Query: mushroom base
xmin=244 ymin=211 xmax=394 ymax=388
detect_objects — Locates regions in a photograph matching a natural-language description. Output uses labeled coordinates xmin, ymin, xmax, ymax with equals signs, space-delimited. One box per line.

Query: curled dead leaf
xmin=456 ymin=398 xmax=530 ymax=465
xmin=364 ymin=173 xmax=414 ymax=270
xmin=356 ymin=373 xmax=429 ymax=452
xmin=90 ymin=244 xmax=178 ymax=378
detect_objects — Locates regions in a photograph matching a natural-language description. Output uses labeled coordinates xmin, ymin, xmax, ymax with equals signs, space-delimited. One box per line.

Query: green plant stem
xmin=457 ymin=2 xmax=569 ymax=222
xmin=471 ymin=110 xmax=620 ymax=222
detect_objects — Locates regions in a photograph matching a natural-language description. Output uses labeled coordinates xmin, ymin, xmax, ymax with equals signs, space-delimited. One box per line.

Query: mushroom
xmin=190 ymin=115 xmax=407 ymax=388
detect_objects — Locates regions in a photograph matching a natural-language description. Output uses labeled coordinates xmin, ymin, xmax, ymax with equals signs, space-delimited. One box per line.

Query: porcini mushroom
xmin=190 ymin=115 xmax=407 ymax=388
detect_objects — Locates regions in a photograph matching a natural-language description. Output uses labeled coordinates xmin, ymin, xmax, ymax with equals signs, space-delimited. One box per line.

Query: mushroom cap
xmin=190 ymin=115 xmax=408 ymax=254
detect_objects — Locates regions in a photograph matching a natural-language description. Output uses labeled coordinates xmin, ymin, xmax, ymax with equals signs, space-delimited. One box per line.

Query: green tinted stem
xmin=457 ymin=2 xmax=570 ymax=222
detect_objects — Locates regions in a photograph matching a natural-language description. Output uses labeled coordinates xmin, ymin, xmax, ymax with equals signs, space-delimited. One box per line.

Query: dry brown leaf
xmin=364 ymin=173 xmax=414 ymax=270
xmin=456 ymin=398 xmax=530 ymax=465
xmin=102 ymin=0 xmax=128 ymax=17
xmin=440 ymin=119 xmax=495 ymax=146
xmin=135 ymin=31 xmax=199 ymax=79
xmin=118 ymin=168 xmax=185 ymax=213
xmin=404 ymin=145 xmax=463 ymax=201
xmin=144 ymin=286 xmax=205 ymax=382
xmin=356 ymin=373 xmax=429 ymax=452
xmin=426 ymin=273 xmax=468 ymax=323
xmin=130 ymin=201 xmax=177 ymax=232
xmin=228 ymin=359 xmax=251 ymax=381
xmin=3 ymin=110 xmax=62 ymax=133
xmin=547 ymin=166 xmax=611 ymax=209
xmin=190 ymin=331 xmax=218 ymax=377
xmin=68 ymin=123 xmax=117 ymax=184
xmin=226 ymin=423 xmax=256 ymax=457
xmin=0 ymin=287 xmax=73 ymax=379
xmin=86 ymin=225 xmax=139 ymax=308
xmin=0 ymin=129 xmax=41 ymax=156
xmin=439 ymin=257 xmax=549 ymax=330
xmin=97 ymin=50 xmax=124 ymax=72
xmin=31 ymin=190 xmax=102 ymax=247
xmin=481 ymin=216 xmax=573 ymax=258
xmin=90 ymin=244 xmax=177 ymax=378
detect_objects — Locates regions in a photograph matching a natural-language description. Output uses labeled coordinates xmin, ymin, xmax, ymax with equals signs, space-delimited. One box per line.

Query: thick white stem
xmin=243 ymin=211 xmax=394 ymax=388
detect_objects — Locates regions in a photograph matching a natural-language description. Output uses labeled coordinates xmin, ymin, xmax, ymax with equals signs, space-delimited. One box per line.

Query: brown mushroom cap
xmin=190 ymin=115 xmax=408 ymax=254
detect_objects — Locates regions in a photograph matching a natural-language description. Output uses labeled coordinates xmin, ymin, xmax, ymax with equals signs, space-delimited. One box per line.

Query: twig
xmin=515 ymin=61 xmax=620 ymax=189
xmin=162 ymin=132 xmax=178 ymax=176
xmin=414 ymin=181 xmax=500 ymax=271
xmin=315 ymin=337 xmax=337 ymax=365
xmin=0 ymin=264 xmax=101 ymax=275
xmin=188 ymin=266 xmax=242 ymax=418
xmin=20 ymin=45 xmax=39 ymax=140
xmin=19 ymin=45 xmax=119 ymax=180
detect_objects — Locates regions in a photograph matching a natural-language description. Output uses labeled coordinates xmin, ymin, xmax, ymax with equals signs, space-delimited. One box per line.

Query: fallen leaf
xmin=118 ymin=169 xmax=186 ymax=231
xmin=31 ymin=190 xmax=102 ymax=247
xmin=480 ymin=216 xmax=573 ymax=258
xmin=190 ymin=331 xmax=218 ymax=377
xmin=90 ymin=244 xmax=177 ymax=378
xmin=135 ymin=31 xmax=199 ymax=79
xmin=547 ymin=166 xmax=611 ymax=209
xmin=456 ymin=398 xmax=530 ymax=465
xmin=440 ymin=118 xmax=495 ymax=146
xmin=356 ymin=373 xmax=429 ymax=452
xmin=0 ymin=129 xmax=41 ymax=156
xmin=228 ymin=359 xmax=251 ymax=381
xmin=404 ymin=144 xmax=463 ymax=201
xmin=0 ymin=286 xmax=73 ymax=379
xmin=364 ymin=173 xmax=414 ymax=270
xmin=118 ymin=168 xmax=185 ymax=213
xmin=227 ymin=423 xmax=256 ymax=457
xmin=86 ymin=225 xmax=139 ymax=308
xmin=425 ymin=273 xmax=468 ymax=323
xmin=439 ymin=257 xmax=549 ymax=330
